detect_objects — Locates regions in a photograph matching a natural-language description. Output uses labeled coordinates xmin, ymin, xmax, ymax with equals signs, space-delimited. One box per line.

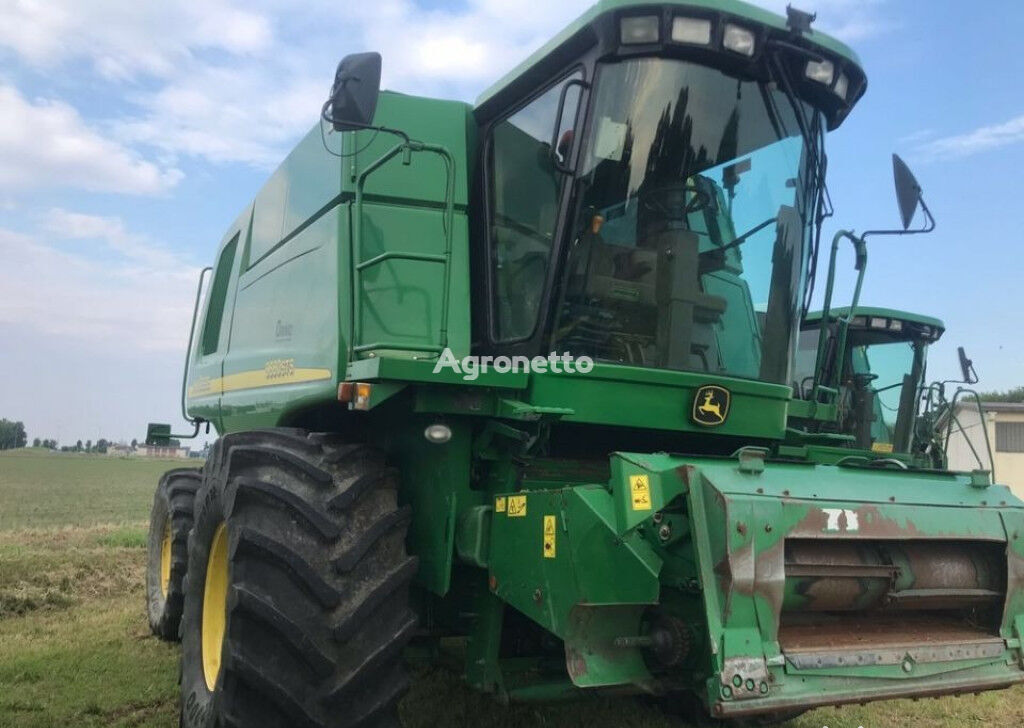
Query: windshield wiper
xmin=711 ymin=215 xmax=779 ymax=255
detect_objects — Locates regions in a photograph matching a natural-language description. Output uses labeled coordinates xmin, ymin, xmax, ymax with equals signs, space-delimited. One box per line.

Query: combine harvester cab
xmin=144 ymin=1 xmax=1024 ymax=726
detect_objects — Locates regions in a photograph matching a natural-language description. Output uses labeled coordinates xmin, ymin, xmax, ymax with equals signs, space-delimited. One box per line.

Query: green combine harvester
xmin=142 ymin=1 xmax=1024 ymax=726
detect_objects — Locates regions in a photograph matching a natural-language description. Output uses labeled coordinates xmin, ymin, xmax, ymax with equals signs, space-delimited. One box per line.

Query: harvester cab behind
xmin=793 ymin=308 xmax=944 ymax=457
xmin=142 ymin=2 xmax=1024 ymax=727
xmin=792 ymin=308 xmax=996 ymax=473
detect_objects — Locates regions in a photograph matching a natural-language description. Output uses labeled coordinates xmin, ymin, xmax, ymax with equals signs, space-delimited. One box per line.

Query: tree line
xmin=0 ymin=419 xmax=27 ymax=450
xmin=977 ymin=386 xmax=1024 ymax=403
xmin=2 ymin=418 xmax=143 ymax=453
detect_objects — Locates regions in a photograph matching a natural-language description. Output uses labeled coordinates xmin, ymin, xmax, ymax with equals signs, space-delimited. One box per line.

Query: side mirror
xmin=892 ymin=154 xmax=923 ymax=230
xmin=327 ymin=52 xmax=382 ymax=132
xmin=957 ymin=346 xmax=979 ymax=385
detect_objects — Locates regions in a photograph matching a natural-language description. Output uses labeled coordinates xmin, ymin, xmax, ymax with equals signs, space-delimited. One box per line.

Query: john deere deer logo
xmin=692 ymin=385 xmax=730 ymax=426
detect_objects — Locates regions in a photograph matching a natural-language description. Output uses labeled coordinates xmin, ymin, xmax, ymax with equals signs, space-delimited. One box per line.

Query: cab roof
xmin=475 ymin=0 xmax=865 ymax=110
xmin=804 ymin=307 xmax=946 ymax=333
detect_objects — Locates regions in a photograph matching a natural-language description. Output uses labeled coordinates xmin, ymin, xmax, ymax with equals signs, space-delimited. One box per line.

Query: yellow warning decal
xmin=871 ymin=442 xmax=895 ymax=454
xmin=507 ymin=495 xmax=527 ymax=518
xmin=494 ymin=496 xmax=507 ymax=513
xmin=630 ymin=474 xmax=652 ymax=511
xmin=543 ymin=515 xmax=556 ymax=558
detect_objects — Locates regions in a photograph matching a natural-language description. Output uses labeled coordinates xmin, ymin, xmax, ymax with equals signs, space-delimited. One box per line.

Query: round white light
xmin=424 ymin=424 xmax=452 ymax=444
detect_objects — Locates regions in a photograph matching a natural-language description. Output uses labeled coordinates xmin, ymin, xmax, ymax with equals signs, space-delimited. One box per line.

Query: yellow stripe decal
xmin=188 ymin=361 xmax=332 ymax=399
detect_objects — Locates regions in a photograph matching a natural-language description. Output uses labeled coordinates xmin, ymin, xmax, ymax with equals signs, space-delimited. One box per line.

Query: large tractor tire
xmin=179 ymin=430 xmax=418 ymax=728
xmin=146 ymin=467 xmax=202 ymax=641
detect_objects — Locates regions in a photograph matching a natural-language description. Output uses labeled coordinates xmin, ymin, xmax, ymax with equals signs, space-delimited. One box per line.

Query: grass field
xmin=1 ymin=449 xmax=1022 ymax=727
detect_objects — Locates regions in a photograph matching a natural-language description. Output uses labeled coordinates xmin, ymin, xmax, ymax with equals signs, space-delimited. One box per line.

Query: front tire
xmin=179 ymin=430 xmax=418 ymax=728
xmin=146 ymin=468 xmax=201 ymax=641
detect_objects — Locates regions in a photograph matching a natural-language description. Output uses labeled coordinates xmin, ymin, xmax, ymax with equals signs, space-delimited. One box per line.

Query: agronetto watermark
xmin=432 ymin=348 xmax=594 ymax=381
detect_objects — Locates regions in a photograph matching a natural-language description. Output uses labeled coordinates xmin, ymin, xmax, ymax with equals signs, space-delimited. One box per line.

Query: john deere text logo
xmin=692 ymin=385 xmax=730 ymax=426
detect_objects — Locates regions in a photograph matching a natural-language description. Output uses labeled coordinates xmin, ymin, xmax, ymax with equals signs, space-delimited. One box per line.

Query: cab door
xmin=481 ymin=70 xmax=586 ymax=356
xmin=185 ymin=217 xmax=247 ymax=431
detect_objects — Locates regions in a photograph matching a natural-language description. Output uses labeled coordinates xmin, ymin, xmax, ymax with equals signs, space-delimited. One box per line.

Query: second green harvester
xmin=140 ymin=2 xmax=1024 ymax=727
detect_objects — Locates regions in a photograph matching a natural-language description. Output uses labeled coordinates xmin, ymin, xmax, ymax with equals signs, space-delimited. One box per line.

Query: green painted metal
xmin=166 ymin=0 xmax=1024 ymax=720
xmin=184 ymin=92 xmax=474 ymax=433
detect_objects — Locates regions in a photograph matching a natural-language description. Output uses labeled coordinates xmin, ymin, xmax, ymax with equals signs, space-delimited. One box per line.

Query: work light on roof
xmin=834 ymin=72 xmax=850 ymax=100
xmin=722 ymin=24 xmax=756 ymax=56
xmin=620 ymin=16 xmax=660 ymax=44
xmin=671 ymin=17 xmax=712 ymax=45
xmin=805 ymin=59 xmax=835 ymax=86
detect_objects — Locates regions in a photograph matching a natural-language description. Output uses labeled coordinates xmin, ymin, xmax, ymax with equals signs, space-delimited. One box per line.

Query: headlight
xmin=805 ymin=59 xmax=835 ymax=86
xmin=723 ymin=24 xmax=755 ymax=56
xmin=621 ymin=16 xmax=660 ymax=45
xmin=672 ymin=17 xmax=712 ymax=45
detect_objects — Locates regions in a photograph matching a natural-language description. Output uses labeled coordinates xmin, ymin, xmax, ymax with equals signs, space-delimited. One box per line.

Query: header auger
xmin=143 ymin=2 xmax=1024 ymax=726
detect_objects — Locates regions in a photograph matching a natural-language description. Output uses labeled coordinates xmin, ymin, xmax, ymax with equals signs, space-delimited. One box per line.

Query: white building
xmin=945 ymin=402 xmax=1024 ymax=498
xmin=135 ymin=443 xmax=191 ymax=459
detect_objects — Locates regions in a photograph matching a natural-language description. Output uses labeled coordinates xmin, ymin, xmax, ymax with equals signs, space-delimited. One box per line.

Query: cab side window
xmin=201 ymin=234 xmax=239 ymax=356
xmin=490 ymin=73 xmax=581 ymax=341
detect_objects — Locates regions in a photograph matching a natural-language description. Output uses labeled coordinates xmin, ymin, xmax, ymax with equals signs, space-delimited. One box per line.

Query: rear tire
xmin=179 ymin=430 xmax=418 ymax=728
xmin=146 ymin=468 xmax=201 ymax=641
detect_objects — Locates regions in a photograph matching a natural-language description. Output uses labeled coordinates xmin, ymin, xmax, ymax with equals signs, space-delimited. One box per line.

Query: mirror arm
xmin=862 ymin=194 xmax=936 ymax=240
xmin=321 ymin=100 xmax=412 ymax=146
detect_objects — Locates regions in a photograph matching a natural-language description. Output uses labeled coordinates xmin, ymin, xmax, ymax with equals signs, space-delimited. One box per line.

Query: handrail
xmin=810 ymin=230 xmax=867 ymax=405
xmin=356 ymin=251 xmax=447 ymax=271
xmin=349 ymin=139 xmax=456 ymax=361
xmin=944 ymin=387 xmax=995 ymax=483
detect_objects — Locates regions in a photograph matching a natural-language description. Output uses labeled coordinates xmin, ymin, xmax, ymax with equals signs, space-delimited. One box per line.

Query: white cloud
xmin=0 ymin=0 xmax=271 ymax=80
xmin=106 ymin=0 xmax=587 ymax=167
xmin=915 ymin=114 xmax=1024 ymax=160
xmin=0 ymin=0 xmax=894 ymax=172
xmin=0 ymin=224 xmax=199 ymax=352
xmin=42 ymin=208 xmax=182 ymax=269
xmin=0 ymin=84 xmax=182 ymax=194
xmin=115 ymin=68 xmax=326 ymax=168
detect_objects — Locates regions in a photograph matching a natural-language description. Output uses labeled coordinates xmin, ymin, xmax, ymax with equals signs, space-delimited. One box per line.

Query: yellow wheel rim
xmin=202 ymin=522 xmax=229 ymax=691
xmin=160 ymin=521 xmax=172 ymax=598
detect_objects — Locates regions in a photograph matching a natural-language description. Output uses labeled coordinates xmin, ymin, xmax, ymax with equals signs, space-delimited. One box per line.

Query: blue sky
xmin=0 ymin=0 xmax=1022 ymax=444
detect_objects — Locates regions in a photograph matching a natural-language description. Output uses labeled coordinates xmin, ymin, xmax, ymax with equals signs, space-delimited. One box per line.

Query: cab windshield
xmin=850 ymin=341 xmax=917 ymax=449
xmin=795 ymin=322 xmax=929 ymax=453
xmin=552 ymin=58 xmax=821 ymax=384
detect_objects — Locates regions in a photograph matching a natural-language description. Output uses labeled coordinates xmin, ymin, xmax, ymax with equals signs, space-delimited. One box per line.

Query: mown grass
xmin=1 ymin=450 xmax=1023 ymax=727
xmin=0 ymin=449 xmax=194 ymax=530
